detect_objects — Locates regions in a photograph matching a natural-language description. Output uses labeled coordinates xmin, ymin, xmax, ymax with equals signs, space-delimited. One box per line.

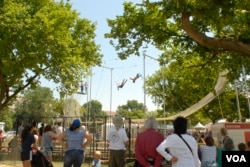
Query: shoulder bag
xmin=176 ymin=133 xmax=193 ymax=155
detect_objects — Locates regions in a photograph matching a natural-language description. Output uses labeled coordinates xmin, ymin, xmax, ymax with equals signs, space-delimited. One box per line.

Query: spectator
xmin=18 ymin=122 xmax=24 ymax=138
xmin=0 ymin=129 xmax=4 ymax=150
xmin=39 ymin=123 xmax=44 ymax=137
xmin=220 ymin=127 xmax=232 ymax=147
xmin=20 ymin=125 xmax=36 ymax=167
xmin=31 ymin=127 xmax=39 ymax=152
xmin=237 ymin=142 xmax=246 ymax=151
xmin=42 ymin=124 xmax=58 ymax=162
xmin=56 ymin=122 xmax=63 ymax=135
xmin=39 ymin=123 xmax=44 ymax=146
xmin=246 ymin=141 xmax=250 ymax=151
xmin=91 ymin=150 xmax=109 ymax=167
xmin=156 ymin=116 xmax=200 ymax=167
xmin=217 ymin=137 xmax=234 ymax=167
xmin=198 ymin=136 xmax=217 ymax=167
xmin=58 ymin=119 xmax=92 ymax=167
xmin=135 ymin=116 xmax=164 ymax=167
xmin=107 ymin=115 xmax=129 ymax=167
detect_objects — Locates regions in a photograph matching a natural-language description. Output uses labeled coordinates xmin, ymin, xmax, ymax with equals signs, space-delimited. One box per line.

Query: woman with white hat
xmin=107 ymin=115 xmax=129 ymax=167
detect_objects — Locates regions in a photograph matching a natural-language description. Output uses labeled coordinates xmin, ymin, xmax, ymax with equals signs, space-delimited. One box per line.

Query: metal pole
xmin=110 ymin=68 xmax=113 ymax=118
xmin=143 ymin=51 xmax=146 ymax=115
xmin=235 ymin=80 xmax=242 ymax=122
xmin=242 ymin=65 xmax=250 ymax=118
xmin=101 ymin=66 xmax=113 ymax=123
xmin=162 ymin=65 xmax=166 ymax=124
xmin=143 ymin=51 xmax=165 ymax=118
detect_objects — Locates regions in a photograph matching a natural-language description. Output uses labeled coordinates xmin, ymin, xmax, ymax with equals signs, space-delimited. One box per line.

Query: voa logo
xmin=226 ymin=155 xmax=246 ymax=162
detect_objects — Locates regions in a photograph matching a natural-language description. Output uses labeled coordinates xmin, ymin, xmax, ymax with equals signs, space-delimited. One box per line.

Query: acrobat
xmin=78 ymin=82 xmax=88 ymax=94
xmin=130 ymin=73 xmax=141 ymax=83
xmin=117 ymin=79 xmax=127 ymax=90
xmin=80 ymin=82 xmax=84 ymax=93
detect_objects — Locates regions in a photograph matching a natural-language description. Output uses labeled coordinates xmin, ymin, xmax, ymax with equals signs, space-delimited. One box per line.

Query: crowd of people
xmin=7 ymin=115 xmax=250 ymax=167
xmin=133 ymin=116 xmax=250 ymax=167
xmin=18 ymin=120 xmax=92 ymax=167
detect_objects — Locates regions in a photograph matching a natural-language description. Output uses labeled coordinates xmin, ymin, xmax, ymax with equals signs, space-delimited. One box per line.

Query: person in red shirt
xmin=135 ymin=117 xmax=164 ymax=167
xmin=0 ymin=129 xmax=4 ymax=150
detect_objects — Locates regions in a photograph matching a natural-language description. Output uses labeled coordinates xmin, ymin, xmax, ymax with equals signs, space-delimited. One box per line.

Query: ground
xmin=0 ymin=161 xmax=102 ymax=167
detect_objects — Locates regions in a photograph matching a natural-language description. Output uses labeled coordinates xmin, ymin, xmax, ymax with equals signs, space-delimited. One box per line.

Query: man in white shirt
xmin=156 ymin=116 xmax=201 ymax=167
xmin=107 ymin=115 xmax=129 ymax=167
xmin=56 ymin=122 xmax=63 ymax=135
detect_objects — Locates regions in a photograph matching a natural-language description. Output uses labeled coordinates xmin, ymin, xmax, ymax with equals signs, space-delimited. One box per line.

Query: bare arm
xmin=57 ymin=132 xmax=67 ymax=148
xmin=82 ymin=131 xmax=92 ymax=148
xmin=49 ymin=131 xmax=58 ymax=140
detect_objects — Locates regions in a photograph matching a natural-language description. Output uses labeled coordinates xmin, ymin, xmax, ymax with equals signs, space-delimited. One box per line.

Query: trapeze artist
xmin=78 ymin=81 xmax=88 ymax=94
xmin=117 ymin=79 xmax=127 ymax=90
xmin=130 ymin=73 xmax=141 ymax=83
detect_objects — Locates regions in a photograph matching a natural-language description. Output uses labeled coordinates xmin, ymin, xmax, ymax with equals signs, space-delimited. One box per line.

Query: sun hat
xmin=112 ymin=115 xmax=124 ymax=129
xmin=72 ymin=119 xmax=81 ymax=127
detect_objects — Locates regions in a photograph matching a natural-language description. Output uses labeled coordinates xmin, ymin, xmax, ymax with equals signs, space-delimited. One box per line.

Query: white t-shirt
xmin=107 ymin=127 xmax=128 ymax=150
xmin=56 ymin=126 xmax=63 ymax=135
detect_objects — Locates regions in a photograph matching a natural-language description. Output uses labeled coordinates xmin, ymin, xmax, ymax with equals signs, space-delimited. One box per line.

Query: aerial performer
xmin=79 ymin=81 xmax=88 ymax=94
xmin=80 ymin=82 xmax=84 ymax=93
xmin=130 ymin=73 xmax=141 ymax=83
xmin=84 ymin=82 xmax=88 ymax=93
xmin=117 ymin=79 xmax=127 ymax=90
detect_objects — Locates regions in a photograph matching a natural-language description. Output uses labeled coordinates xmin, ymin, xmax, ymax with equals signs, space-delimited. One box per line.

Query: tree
xmin=105 ymin=0 xmax=250 ymax=79
xmin=0 ymin=107 xmax=13 ymax=131
xmin=105 ymin=0 xmax=250 ymax=120
xmin=0 ymin=0 xmax=102 ymax=112
xmin=13 ymin=86 xmax=55 ymax=123
xmin=117 ymin=100 xmax=145 ymax=119
xmin=63 ymin=98 xmax=81 ymax=117
xmin=146 ymin=62 xmax=250 ymax=122
xmin=83 ymin=100 xmax=107 ymax=120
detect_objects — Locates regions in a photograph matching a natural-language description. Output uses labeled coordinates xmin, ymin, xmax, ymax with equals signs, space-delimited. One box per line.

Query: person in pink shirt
xmin=135 ymin=117 xmax=164 ymax=167
xmin=0 ymin=129 xmax=4 ymax=149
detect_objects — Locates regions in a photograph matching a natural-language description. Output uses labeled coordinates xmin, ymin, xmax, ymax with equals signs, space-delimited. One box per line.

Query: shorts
xmin=44 ymin=147 xmax=53 ymax=154
xmin=21 ymin=150 xmax=32 ymax=161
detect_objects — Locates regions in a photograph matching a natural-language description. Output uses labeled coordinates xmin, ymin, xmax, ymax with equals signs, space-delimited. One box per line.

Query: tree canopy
xmin=13 ymin=86 xmax=55 ymax=123
xmin=83 ymin=100 xmax=107 ymax=120
xmin=0 ymin=0 xmax=102 ymax=111
xmin=105 ymin=0 xmax=250 ymax=76
xmin=117 ymin=100 xmax=146 ymax=119
xmin=105 ymin=0 xmax=250 ymax=121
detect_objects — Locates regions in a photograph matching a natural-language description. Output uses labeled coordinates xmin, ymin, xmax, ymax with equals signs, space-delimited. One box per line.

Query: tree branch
xmin=181 ymin=12 xmax=250 ymax=57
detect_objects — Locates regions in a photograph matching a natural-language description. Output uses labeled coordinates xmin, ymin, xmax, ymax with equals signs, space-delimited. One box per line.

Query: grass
xmin=0 ymin=152 xmax=135 ymax=167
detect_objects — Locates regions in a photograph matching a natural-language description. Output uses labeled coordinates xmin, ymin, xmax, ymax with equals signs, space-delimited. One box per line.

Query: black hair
xmin=69 ymin=124 xmax=80 ymax=131
xmin=21 ymin=125 xmax=33 ymax=143
xmin=173 ymin=116 xmax=188 ymax=134
xmin=238 ymin=142 xmax=246 ymax=151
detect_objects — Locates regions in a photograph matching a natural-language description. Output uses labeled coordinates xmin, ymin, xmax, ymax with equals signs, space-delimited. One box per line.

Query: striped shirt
xmin=199 ymin=145 xmax=217 ymax=163
xmin=65 ymin=129 xmax=85 ymax=151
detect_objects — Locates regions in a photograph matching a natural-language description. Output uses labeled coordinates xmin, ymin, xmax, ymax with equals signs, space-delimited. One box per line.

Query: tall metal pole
xmin=162 ymin=65 xmax=166 ymax=124
xmin=101 ymin=66 xmax=113 ymax=122
xmin=242 ymin=65 xmax=250 ymax=118
xmin=143 ymin=51 xmax=165 ymax=120
xmin=235 ymin=80 xmax=242 ymax=122
xmin=110 ymin=68 xmax=113 ymax=117
xmin=88 ymin=72 xmax=92 ymax=127
xmin=143 ymin=51 xmax=146 ymax=115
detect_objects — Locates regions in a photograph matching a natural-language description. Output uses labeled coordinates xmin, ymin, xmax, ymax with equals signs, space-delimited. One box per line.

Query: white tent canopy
xmin=194 ymin=122 xmax=205 ymax=129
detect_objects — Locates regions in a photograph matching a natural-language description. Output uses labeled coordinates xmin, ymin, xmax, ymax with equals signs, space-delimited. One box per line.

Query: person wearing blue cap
xmin=58 ymin=119 xmax=92 ymax=167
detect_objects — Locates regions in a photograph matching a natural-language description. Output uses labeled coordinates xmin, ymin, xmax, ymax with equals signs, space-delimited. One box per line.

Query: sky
xmin=43 ymin=0 xmax=162 ymax=112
